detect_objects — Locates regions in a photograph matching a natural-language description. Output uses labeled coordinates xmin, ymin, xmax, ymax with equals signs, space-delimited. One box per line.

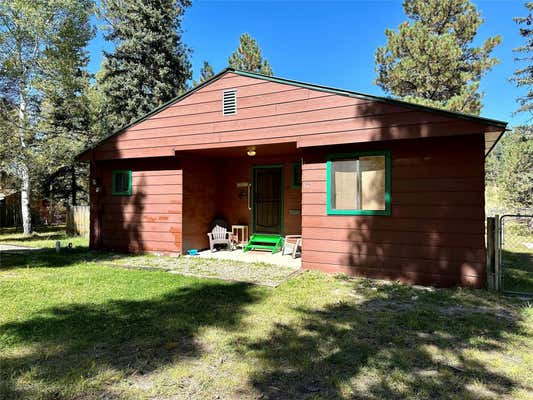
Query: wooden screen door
xmin=252 ymin=166 xmax=283 ymax=234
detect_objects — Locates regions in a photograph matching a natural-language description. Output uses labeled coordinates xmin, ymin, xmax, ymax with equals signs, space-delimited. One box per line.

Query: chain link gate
xmin=493 ymin=214 xmax=533 ymax=295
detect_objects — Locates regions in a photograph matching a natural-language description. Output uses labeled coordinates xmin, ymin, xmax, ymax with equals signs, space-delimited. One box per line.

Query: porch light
xmin=247 ymin=147 xmax=256 ymax=157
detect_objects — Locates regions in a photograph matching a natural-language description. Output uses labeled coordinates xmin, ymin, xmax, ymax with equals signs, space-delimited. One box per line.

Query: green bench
xmin=243 ymin=234 xmax=283 ymax=253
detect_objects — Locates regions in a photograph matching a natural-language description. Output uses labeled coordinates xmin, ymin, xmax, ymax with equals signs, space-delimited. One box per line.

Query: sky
xmin=86 ymin=0 xmax=529 ymax=128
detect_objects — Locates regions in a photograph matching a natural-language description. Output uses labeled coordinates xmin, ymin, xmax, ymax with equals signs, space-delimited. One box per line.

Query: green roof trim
xmin=77 ymin=67 xmax=507 ymax=160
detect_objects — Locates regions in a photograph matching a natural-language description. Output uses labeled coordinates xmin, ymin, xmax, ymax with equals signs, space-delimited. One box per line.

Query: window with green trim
xmin=326 ymin=151 xmax=390 ymax=216
xmin=112 ymin=170 xmax=132 ymax=195
xmin=291 ymin=162 xmax=302 ymax=188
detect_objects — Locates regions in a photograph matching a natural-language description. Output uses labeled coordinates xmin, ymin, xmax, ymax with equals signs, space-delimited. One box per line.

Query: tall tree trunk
xmin=20 ymin=162 xmax=32 ymax=235
xmin=18 ymin=85 xmax=31 ymax=235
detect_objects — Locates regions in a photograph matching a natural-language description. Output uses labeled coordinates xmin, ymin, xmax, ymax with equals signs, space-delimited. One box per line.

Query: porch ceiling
xmin=176 ymin=142 xmax=301 ymax=159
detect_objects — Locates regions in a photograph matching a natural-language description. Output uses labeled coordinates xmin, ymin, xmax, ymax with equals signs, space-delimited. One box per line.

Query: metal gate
xmin=494 ymin=214 xmax=533 ymax=295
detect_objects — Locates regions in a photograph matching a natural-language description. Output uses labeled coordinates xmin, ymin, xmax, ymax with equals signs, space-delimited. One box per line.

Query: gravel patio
xmin=101 ymin=250 xmax=301 ymax=287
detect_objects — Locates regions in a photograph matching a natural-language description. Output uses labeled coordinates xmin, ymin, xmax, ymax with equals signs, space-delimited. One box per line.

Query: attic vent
xmin=223 ymin=89 xmax=237 ymax=115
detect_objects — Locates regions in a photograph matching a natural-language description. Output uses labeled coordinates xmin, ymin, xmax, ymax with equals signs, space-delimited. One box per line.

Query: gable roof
xmin=77 ymin=67 xmax=507 ymax=160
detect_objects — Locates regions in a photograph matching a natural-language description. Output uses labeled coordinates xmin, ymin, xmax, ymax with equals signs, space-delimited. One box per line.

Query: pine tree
xmin=228 ymin=33 xmax=273 ymax=76
xmin=498 ymin=127 xmax=533 ymax=209
xmin=100 ymin=0 xmax=192 ymax=130
xmin=200 ymin=61 xmax=215 ymax=83
xmin=375 ymin=0 xmax=501 ymax=115
xmin=192 ymin=61 xmax=215 ymax=87
xmin=37 ymin=7 xmax=94 ymax=207
xmin=0 ymin=0 xmax=94 ymax=234
xmin=511 ymin=2 xmax=533 ymax=115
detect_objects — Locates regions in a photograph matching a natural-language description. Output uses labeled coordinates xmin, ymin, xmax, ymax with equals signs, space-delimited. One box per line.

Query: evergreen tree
xmin=511 ymin=2 xmax=533 ymax=115
xmin=37 ymin=5 xmax=94 ymax=207
xmin=375 ymin=0 xmax=501 ymax=115
xmin=497 ymin=127 xmax=533 ymax=209
xmin=192 ymin=61 xmax=215 ymax=87
xmin=228 ymin=33 xmax=273 ymax=76
xmin=100 ymin=0 xmax=192 ymax=131
xmin=0 ymin=0 xmax=94 ymax=234
xmin=200 ymin=61 xmax=215 ymax=83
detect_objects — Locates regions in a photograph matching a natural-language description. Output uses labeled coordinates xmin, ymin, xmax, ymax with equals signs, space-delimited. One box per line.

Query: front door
xmin=252 ymin=166 xmax=283 ymax=234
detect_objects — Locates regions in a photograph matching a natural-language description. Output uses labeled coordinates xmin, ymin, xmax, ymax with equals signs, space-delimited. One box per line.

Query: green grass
xmin=0 ymin=225 xmax=88 ymax=248
xmin=0 ymin=260 xmax=531 ymax=399
xmin=501 ymin=225 xmax=533 ymax=294
xmin=1 ymin=228 xmax=532 ymax=399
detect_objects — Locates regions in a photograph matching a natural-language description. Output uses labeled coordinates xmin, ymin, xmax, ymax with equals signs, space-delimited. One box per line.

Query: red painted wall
xmin=181 ymin=156 xmax=218 ymax=251
xmin=87 ymin=72 xmax=496 ymax=161
xmin=301 ymin=135 xmax=486 ymax=287
xmin=90 ymin=157 xmax=182 ymax=253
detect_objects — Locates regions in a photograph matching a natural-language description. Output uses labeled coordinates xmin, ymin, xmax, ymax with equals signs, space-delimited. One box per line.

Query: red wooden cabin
xmin=78 ymin=68 xmax=507 ymax=287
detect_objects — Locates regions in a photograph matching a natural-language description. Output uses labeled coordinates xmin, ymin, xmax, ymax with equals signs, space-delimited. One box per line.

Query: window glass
xmin=112 ymin=170 xmax=132 ymax=195
xmin=360 ymin=156 xmax=386 ymax=210
xmin=328 ymin=152 xmax=389 ymax=215
xmin=331 ymin=160 xmax=358 ymax=210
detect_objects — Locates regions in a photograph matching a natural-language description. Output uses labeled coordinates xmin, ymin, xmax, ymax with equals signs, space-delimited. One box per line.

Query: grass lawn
xmin=1 ymin=229 xmax=532 ymax=399
xmin=0 ymin=225 xmax=88 ymax=248
xmin=500 ymin=223 xmax=533 ymax=294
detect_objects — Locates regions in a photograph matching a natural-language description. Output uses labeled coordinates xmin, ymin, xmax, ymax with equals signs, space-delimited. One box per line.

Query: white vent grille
xmin=223 ymin=89 xmax=237 ymax=115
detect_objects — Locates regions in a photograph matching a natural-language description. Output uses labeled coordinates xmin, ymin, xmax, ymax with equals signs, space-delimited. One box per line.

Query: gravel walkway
xmin=103 ymin=253 xmax=301 ymax=287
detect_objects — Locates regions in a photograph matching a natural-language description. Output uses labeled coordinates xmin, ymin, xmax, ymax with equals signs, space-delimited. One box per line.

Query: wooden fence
xmin=66 ymin=206 xmax=90 ymax=237
xmin=0 ymin=203 xmax=21 ymax=228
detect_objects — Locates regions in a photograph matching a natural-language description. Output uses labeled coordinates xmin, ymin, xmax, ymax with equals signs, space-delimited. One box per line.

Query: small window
xmin=223 ymin=89 xmax=237 ymax=115
xmin=112 ymin=170 xmax=132 ymax=195
xmin=326 ymin=151 xmax=390 ymax=216
xmin=291 ymin=162 xmax=302 ymax=188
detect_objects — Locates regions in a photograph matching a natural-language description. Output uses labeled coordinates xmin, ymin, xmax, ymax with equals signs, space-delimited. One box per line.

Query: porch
xmin=195 ymin=248 xmax=302 ymax=269
xmin=179 ymin=143 xmax=303 ymax=259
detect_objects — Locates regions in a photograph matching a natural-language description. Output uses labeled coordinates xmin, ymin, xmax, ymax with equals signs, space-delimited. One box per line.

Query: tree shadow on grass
xmin=0 ymin=280 xmax=261 ymax=399
xmin=0 ymin=247 xmax=141 ymax=270
xmin=240 ymin=282 xmax=527 ymax=399
xmin=0 ymin=225 xmax=68 ymax=241
xmin=502 ymin=249 xmax=533 ymax=293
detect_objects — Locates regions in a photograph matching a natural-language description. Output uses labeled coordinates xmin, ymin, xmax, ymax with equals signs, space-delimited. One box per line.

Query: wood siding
xmin=89 ymin=157 xmax=182 ymax=253
xmin=182 ymin=157 xmax=218 ymax=251
xmin=301 ymin=135 xmax=486 ymax=287
xmin=88 ymin=72 xmax=491 ymax=160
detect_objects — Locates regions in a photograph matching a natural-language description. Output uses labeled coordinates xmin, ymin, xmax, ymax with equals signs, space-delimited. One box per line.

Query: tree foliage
xmin=0 ymin=0 xmax=94 ymax=233
xmin=192 ymin=61 xmax=215 ymax=87
xmin=375 ymin=0 xmax=501 ymax=115
xmin=511 ymin=2 xmax=533 ymax=116
xmin=37 ymin=3 xmax=95 ymax=206
xmin=228 ymin=33 xmax=273 ymax=76
xmin=200 ymin=61 xmax=215 ymax=83
xmin=100 ymin=0 xmax=192 ymax=131
xmin=496 ymin=127 xmax=533 ymax=209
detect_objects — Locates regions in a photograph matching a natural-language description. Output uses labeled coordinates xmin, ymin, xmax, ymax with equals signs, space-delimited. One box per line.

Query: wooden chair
xmin=207 ymin=224 xmax=234 ymax=252
xmin=283 ymin=235 xmax=302 ymax=259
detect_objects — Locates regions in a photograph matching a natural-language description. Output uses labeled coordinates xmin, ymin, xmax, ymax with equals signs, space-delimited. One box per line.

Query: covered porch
xmin=194 ymin=247 xmax=302 ymax=269
xmin=178 ymin=142 xmax=303 ymax=260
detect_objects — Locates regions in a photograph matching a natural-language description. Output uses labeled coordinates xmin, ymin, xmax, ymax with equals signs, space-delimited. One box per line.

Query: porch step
xmin=243 ymin=234 xmax=283 ymax=254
